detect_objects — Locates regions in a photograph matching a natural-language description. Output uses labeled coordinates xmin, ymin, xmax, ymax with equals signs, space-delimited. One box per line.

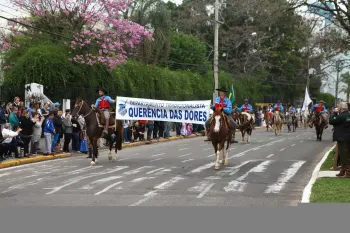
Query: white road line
xmin=265 ymin=161 xmax=306 ymax=194
xmin=203 ymin=148 xmax=211 ymax=151
xmin=300 ymin=140 xmax=303 ymax=143
xmin=130 ymin=176 xmax=185 ymax=206
xmin=151 ymin=153 xmax=165 ymax=157
xmin=155 ymin=148 xmax=167 ymax=151
xmin=205 ymin=176 xmax=221 ymax=180
xmin=178 ymin=153 xmax=191 ymax=158
xmin=266 ymin=154 xmax=274 ymax=158
xmin=206 ymin=154 xmax=215 ymax=158
xmin=3 ymin=177 xmax=48 ymax=193
xmin=133 ymin=153 xmax=140 ymax=155
xmin=296 ymin=135 xmax=301 ymax=137
xmin=44 ymin=166 xmax=129 ymax=195
xmin=252 ymin=138 xmax=257 ymax=140
xmin=181 ymin=159 xmax=194 ymax=163
xmin=146 ymin=168 xmax=164 ymax=174
xmin=288 ymin=137 xmax=293 ymax=140
xmin=118 ymin=158 xmax=130 ymax=161
xmin=94 ymin=181 xmax=123 ymax=195
xmin=258 ymin=140 xmax=264 ymax=142
xmin=280 ymin=148 xmax=285 ymax=151
xmin=149 ymin=158 xmax=163 ymax=162
xmin=132 ymin=177 xmax=155 ymax=183
xmin=227 ymin=160 xmax=254 ymax=176
xmin=179 ymin=148 xmax=189 ymax=151
xmin=291 ymin=144 xmax=295 ymax=147
xmin=124 ymin=166 xmax=154 ymax=175
xmin=155 ymin=169 xmax=171 ymax=175
xmin=178 ymin=144 xmax=189 ymax=147
xmin=230 ymin=147 xmax=236 ymax=151
xmin=80 ymin=176 xmax=122 ymax=190
xmin=197 ymin=183 xmax=215 ymax=198
xmin=200 ymin=144 xmax=209 ymax=147
xmin=308 ymin=138 xmax=311 ymax=140
xmin=224 ymin=160 xmax=272 ymax=192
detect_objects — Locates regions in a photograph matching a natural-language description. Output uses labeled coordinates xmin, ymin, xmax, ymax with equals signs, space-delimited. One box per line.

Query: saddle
xmin=95 ymin=109 xmax=116 ymax=127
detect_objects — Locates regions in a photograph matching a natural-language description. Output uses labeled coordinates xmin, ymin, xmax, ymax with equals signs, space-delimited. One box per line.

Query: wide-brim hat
xmin=319 ymin=100 xmax=325 ymax=103
xmin=96 ymin=88 xmax=108 ymax=94
xmin=216 ymin=87 xmax=228 ymax=92
xmin=244 ymin=99 xmax=248 ymax=102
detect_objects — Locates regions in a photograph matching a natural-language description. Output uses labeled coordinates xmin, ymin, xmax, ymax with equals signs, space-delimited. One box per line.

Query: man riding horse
xmin=271 ymin=100 xmax=285 ymax=124
xmin=309 ymin=100 xmax=328 ymax=129
xmin=237 ymin=99 xmax=255 ymax=129
xmin=205 ymin=87 xmax=239 ymax=142
xmin=92 ymin=88 xmax=115 ymax=136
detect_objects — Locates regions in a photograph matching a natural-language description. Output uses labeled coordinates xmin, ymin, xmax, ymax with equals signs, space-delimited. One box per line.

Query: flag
xmin=228 ymin=84 xmax=235 ymax=104
xmin=302 ymin=86 xmax=313 ymax=117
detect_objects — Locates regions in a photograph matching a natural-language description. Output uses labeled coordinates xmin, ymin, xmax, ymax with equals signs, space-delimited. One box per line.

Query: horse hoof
xmin=224 ymin=161 xmax=229 ymax=166
xmin=108 ymin=155 xmax=112 ymax=161
xmin=215 ymin=164 xmax=220 ymax=170
xmin=90 ymin=161 xmax=96 ymax=166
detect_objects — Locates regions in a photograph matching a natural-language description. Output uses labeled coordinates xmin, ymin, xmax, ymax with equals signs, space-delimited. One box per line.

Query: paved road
xmin=0 ymin=127 xmax=334 ymax=206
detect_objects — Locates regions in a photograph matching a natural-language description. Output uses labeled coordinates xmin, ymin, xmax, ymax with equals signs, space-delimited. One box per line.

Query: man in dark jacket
xmin=0 ymin=101 xmax=7 ymax=131
xmin=329 ymin=102 xmax=350 ymax=178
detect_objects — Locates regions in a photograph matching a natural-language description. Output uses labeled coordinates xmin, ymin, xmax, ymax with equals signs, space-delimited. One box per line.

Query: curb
xmin=0 ymin=153 xmax=72 ymax=169
xmin=301 ymin=144 xmax=336 ymax=203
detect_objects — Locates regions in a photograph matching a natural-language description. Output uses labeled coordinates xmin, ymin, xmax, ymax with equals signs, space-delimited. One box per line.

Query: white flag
xmin=301 ymin=87 xmax=313 ymax=116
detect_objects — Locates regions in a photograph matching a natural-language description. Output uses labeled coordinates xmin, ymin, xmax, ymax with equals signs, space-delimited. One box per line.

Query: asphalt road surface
xmin=0 ymin=127 xmax=334 ymax=206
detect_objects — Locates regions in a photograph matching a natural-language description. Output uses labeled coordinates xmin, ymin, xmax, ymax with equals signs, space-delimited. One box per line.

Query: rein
xmin=75 ymin=100 xmax=93 ymax=118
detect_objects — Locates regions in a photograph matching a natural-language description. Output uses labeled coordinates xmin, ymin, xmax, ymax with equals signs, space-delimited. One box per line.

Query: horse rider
xmin=92 ymin=88 xmax=116 ymax=135
xmin=288 ymin=104 xmax=296 ymax=115
xmin=237 ymin=99 xmax=255 ymax=129
xmin=267 ymin=104 xmax=273 ymax=113
xmin=271 ymin=100 xmax=285 ymax=123
xmin=309 ymin=100 xmax=328 ymax=129
xmin=205 ymin=87 xmax=239 ymax=142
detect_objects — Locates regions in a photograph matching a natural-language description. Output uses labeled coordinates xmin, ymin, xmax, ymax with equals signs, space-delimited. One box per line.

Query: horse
xmin=286 ymin=112 xmax=297 ymax=133
xmin=238 ymin=111 xmax=254 ymax=143
xmin=312 ymin=113 xmax=326 ymax=141
xmin=264 ymin=110 xmax=272 ymax=131
xmin=72 ymin=98 xmax=124 ymax=166
xmin=209 ymin=108 xmax=232 ymax=170
xmin=301 ymin=111 xmax=309 ymax=129
xmin=272 ymin=111 xmax=283 ymax=136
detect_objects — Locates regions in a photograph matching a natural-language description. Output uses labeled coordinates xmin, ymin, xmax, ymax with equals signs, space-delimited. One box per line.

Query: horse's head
xmin=211 ymin=108 xmax=225 ymax=133
xmin=72 ymin=97 xmax=88 ymax=118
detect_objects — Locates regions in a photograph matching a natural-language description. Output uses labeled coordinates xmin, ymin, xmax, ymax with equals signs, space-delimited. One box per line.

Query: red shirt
xmin=98 ymin=97 xmax=110 ymax=109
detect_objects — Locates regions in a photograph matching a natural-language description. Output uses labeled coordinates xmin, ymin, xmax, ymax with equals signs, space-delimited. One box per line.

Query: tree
xmin=340 ymin=72 xmax=350 ymax=102
xmin=1 ymin=0 xmax=153 ymax=70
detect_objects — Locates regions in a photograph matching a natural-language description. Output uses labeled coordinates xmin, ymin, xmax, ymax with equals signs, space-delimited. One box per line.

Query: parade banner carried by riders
xmin=115 ymin=96 xmax=211 ymax=124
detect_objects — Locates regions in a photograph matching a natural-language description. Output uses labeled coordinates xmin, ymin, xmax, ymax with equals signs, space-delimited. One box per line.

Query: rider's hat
xmin=318 ymin=100 xmax=325 ymax=104
xmin=244 ymin=99 xmax=248 ymax=102
xmin=216 ymin=87 xmax=228 ymax=92
xmin=96 ymin=88 xmax=108 ymax=95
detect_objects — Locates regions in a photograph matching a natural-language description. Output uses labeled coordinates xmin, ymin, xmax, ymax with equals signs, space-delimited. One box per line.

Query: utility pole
xmin=213 ymin=0 xmax=220 ymax=104
xmin=335 ymin=60 xmax=340 ymax=107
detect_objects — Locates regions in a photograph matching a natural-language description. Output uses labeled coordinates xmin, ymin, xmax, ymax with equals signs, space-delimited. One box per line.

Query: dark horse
xmin=313 ymin=113 xmax=326 ymax=141
xmin=238 ymin=112 xmax=253 ymax=144
xmin=72 ymin=98 xmax=124 ymax=166
xmin=209 ymin=108 xmax=232 ymax=170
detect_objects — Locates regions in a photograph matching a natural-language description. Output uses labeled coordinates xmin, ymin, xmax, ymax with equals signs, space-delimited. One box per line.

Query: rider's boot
xmin=103 ymin=119 xmax=109 ymax=135
xmin=336 ymin=164 xmax=346 ymax=177
xmin=343 ymin=165 xmax=350 ymax=178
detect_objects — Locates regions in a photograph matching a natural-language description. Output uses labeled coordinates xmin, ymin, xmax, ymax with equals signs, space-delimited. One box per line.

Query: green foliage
xmin=317 ymin=92 xmax=336 ymax=108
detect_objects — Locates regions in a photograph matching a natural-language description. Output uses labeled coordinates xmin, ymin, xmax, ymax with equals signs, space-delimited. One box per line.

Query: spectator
xmin=123 ymin=120 xmax=130 ymax=144
xmin=18 ymin=101 xmax=25 ymax=117
xmin=9 ymin=107 xmax=20 ymax=130
xmin=164 ymin=121 xmax=171 ymax=138
xmin=0 ymin=133 xmax=10 ymax=161
xmin=5 ymin=102 xmax=12 ymax=120
xmin=146 ymin=120 xmax=154 ymax=141
xmin=71 ymin=117 xmax=81 ymax=152
xmin=1 ymin=123 xmax=22 ymax=158
xmin=329 ymin=102 xmax=350 ymax=178
xmin=13 ymin=97 xmax=20 ymax=108
xmin=62 ymin=113 xmax=73 ymax=153
xmin=0 ymin=102 xmax=6 ymax=131
xmin=31 ymin=112 xmax=45 ymax=155
xmin=52 ymin=110 xmax=63 ymax=152
xmin=43 ymin=112 xmax=55 ymax=155
xmin=19 ymin=109 xmax=36 ymax=157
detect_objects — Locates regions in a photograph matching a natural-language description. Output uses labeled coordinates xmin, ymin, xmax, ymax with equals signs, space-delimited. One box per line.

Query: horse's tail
xmin=116 ymin=120 xmax=123 ymax=150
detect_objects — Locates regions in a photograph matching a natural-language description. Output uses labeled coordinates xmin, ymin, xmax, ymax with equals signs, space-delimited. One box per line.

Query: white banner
xmin=116 ymin=96 xmax=211 ymax=124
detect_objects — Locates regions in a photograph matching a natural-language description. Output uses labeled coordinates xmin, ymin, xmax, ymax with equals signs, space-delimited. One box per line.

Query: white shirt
xmin=2 ymin=128 xmax=18 ymax=143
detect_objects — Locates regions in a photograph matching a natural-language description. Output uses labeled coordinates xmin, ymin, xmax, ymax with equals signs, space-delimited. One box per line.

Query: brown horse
xmin=72 ymin=98 xmax=124 ymax=166
xmin=272 ymin=111 xmax=283 ymax=136
xmin=264 ymin=111 xmax=272 ymax=131
xmin=209 ymin=108 xmax=232 ymax=170
xmin=238 ymin=112 xmax=253 ymax=143
xmin=313 ymin=113 xmax=326 ymax=141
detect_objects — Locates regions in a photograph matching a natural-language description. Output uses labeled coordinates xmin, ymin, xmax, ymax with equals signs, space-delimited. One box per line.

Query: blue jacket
xmin=95 ymin=96 xmax=115 ymax=108
xmin=44 ymin=118 xmax=55 ymax=134
xmin=273 ymin=104 xmax=284 ymax=112
xmin=211 ymin=97 xmax=232 ymax=115
xmin=0 ymin=107 xmax=6 ymax=124
xmin=311 ymin=104 xmax=328 ymax=114
xmin=288 ymin=107 xmax=296 ymax=114
xmin=237 ymin=104 xmax=253 ymax=113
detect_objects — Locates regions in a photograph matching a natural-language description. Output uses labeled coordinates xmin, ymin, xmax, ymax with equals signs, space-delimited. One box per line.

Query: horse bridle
xmin=75 ymin=100 xmax=93 ymax=118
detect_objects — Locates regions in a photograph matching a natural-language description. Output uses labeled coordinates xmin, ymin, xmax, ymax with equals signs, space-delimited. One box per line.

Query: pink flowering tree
xmin=2 ymin=0 xmax=153 ymax=70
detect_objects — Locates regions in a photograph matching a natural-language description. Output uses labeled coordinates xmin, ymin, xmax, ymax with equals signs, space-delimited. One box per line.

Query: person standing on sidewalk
xmin=31 ymin=112 xmax=44 ymax=155
xmin=0 ymin=102 xmax=6 ymax=131
xmin=51 ymin=110 xmax=63 ymax=152
xmin=19 ymin=109 xmax=36 ymax=157
xmin=62 ymin=113 xmax=73 ymax=153
xmin=43 ymin=112 xmax=55 ymax=155
xmin=71 ymin=117 xmax=81 ymax=153
xmin=329 ymin=102 xmax=350 ymax=178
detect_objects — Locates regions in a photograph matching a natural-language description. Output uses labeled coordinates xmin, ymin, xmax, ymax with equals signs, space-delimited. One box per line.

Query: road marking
xmin=94 ymin=181 xmax=123 ymax=195
xmin=200 ymin=144 xmax=208 ymax=147
xmin=197 ymin=183 xmax=215 ymax=198
xmin=230 ymin=147 xmax=236 ymax=151
xmin=132 ymin=177 xmax=155 ymax=183
xmin=155 ymin=148 xmax=167 ymax=151
xmin=205 ymin=176 xmax=221 ymax=180
xmin=178 ymin=153 xmax=191 ymax=158
xmin=288 ymin=137 xmax=293 ymax=140
xmin=155 ymin=169 xmax=171 ymax=175
xmin=280 ymin=148 xmax=285 ymax=151
xmin=181 ymin=159 xmax=194 ymax=163
xmin=3 ymin=177 xmax=48 ymax=193
xmin=291 ymin=144 xmax=295 ymax=147
xmin=296 ymin=135 xmax=301 ymax=137
xmin=149 ymin=158 xmax=163 ymax=162
xmin=308 ymin=138 xmax=311 ymax=140
xmin=130 ymin=176 xmax=185 ymax=206
xmin=0 ymin=172 xmax=11 ymax=178
xmin=265 ymin=161 xmax=306 ymax=194
xmin=124 ymin=166 xmax=154 ymax=175
xmin=258 ymin=140 xmax=264 ymax=142
xmin=133 ymin=153 xmax=140 ymax=155
xmin=151 ymin=153 xmax=165 ymax=157
xmin=178 ymin=144 xmax=189 ymax=147
xmin=45 ymin=166 xmax=129 ymax=195
xmin=227 ymin=160 xmax=255 ymax=176
xmin=224 ymin=160 xmax=272 ymax=192
xmin=207 ymin=154 xmax=215 ymax=158
xmin=146 ymin=168 xmax=164 ymax=174
xmin=300 ymin=140 xmax=303 ymax=143
xmin=266 ymin=154 xmax=274 ymax=158
xmin=119 ymin=158 xmax=130 ymax=161
xmin=252 ymin=138 xmax=257 ymax=140
xmin=80 ymin=176 xmax=123 ymax=190
xmin=179 ymin=148 xmax=189 ymax=151
xmin=203 ymin=148 xmax=211 ymax=151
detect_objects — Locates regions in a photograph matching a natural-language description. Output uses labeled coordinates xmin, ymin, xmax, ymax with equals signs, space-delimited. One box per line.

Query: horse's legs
xmin=241 ymin=130 xmax=245 ymax=144
xmin=108 ymin=135 xmax=113 ymax=161
xmin=224 ymin=141 xmax=230 ymax=166
xmin=215 ymin=141 xmax=225 ymax=170
xmin=90 ymin=137 xmax=98 ymax=166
